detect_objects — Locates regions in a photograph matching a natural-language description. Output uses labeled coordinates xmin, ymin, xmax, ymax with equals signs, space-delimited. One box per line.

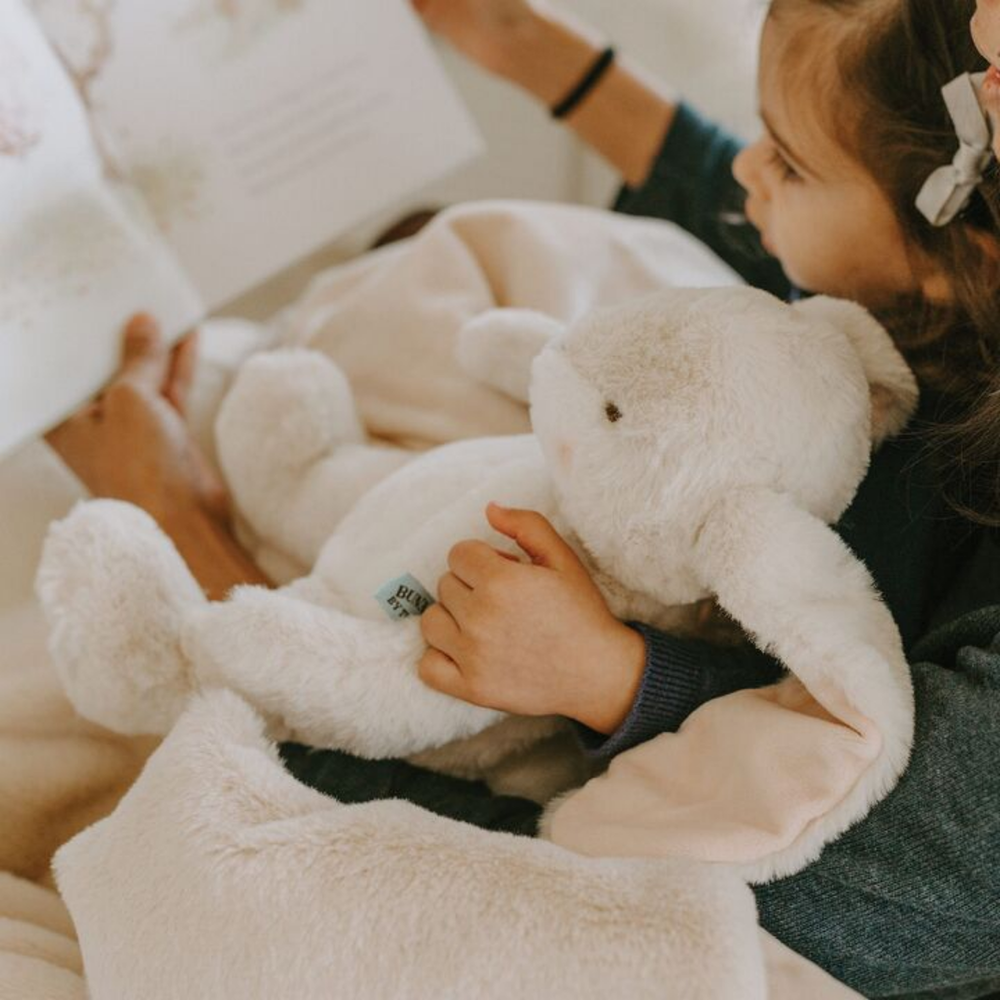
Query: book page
xmin=0 ymin=0 xmax=203 ymax=460
xmin=55 ymin=0 xmax=484 ymax=309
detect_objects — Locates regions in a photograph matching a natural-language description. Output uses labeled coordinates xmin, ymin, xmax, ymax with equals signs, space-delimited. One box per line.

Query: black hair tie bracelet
xmin=551 ymin=46 xmax=616 ymax=120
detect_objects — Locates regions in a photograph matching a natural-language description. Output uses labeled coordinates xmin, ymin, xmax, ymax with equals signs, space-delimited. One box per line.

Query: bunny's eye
xmin=605 ymin=402 xmax=622 ymax=423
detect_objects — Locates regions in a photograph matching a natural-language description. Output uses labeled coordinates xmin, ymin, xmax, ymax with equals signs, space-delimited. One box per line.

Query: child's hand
xmin=418 ymin=503 xmax=646 ymax=733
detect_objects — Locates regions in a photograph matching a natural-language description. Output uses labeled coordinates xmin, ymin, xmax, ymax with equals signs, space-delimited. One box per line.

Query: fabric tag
xmin=374 ymin=573 xmax=436 ymax=620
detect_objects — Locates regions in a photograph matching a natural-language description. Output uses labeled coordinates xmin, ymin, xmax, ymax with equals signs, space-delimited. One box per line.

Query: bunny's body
xmin=38 ymin=287 xmax=918 ymax=783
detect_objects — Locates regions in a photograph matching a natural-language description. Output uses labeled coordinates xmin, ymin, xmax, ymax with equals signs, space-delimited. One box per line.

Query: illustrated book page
xmin=0 ymin=0 xmax=203 ymax=460
xmin=43 ymin=0 xmax=485 ymax=309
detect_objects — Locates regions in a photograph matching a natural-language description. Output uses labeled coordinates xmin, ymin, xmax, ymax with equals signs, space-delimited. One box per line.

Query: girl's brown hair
xmin=771 ymin=0 xmax=1000 ymax=524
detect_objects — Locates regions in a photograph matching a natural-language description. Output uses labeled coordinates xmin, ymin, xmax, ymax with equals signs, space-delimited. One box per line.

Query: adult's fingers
xmin=164 ymin=330 xmax=199 ymax=413
xmin=119 ymin=313 xmax=169 ymax=390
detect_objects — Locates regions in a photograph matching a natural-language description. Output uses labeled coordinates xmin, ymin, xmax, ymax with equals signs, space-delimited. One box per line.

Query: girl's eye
xmin=768 ymin=146 xmax=801 ymax=183
xmin=605 ymin=402 xmax=622 ymax=423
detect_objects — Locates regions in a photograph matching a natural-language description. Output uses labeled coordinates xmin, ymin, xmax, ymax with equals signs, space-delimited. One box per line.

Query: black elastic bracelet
xmin=551 ymin=45 xmax=616 ymax=119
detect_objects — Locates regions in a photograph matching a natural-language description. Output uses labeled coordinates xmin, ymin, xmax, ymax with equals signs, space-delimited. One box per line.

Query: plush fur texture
xmin=38 ymin=284 xmax=918 ymax=878
xmin=50 ymin=689 xmax=785 ymax=1000
xmin=49 ymin=691 xmax=865 ymax=999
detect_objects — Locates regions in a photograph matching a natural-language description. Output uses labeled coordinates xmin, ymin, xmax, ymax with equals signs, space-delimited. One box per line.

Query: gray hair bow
xmin=915 ymin=72 xmax=992 ymax=227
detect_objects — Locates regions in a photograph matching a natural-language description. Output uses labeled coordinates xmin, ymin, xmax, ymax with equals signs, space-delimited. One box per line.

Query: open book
xmin=0 ymin=0 xmax=483 ymax=458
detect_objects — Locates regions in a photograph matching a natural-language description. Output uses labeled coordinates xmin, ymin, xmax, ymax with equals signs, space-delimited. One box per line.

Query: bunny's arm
xmin=456 ymin=309 xmax=566 ymax=404
xmin=690 ymin=486 xmax=915 ymax=874
xmin=182 ymin=586 xmax=503 ymax=758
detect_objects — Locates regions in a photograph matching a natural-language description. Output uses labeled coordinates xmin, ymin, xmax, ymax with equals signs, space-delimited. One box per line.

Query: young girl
xmin=48 ymin=0 xmax=1000 ymax=995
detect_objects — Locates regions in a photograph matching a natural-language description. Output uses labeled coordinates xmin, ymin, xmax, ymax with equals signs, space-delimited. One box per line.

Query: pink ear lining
xmin=544 ymin=678 xmax=881 ymax=866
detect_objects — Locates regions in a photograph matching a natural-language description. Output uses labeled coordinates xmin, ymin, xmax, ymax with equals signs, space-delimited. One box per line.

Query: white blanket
xmin=56 ymin=691 xmax=860 ymax=1000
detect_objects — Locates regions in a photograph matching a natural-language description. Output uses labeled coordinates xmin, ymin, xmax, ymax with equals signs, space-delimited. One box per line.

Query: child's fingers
xmin=485 ymin=502 xmax=576 ymax=570
xmin=420 ymin=603 xmax=463 ymax=659
xmin=436 ymin=572 xmax=474 ymax=621
xmin=417 ymin=647 xmax=465 ymax=699
xmin=447 ymin=538 xmax=504 ymax=587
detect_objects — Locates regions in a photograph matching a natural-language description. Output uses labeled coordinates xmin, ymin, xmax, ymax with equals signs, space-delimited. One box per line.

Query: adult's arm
xmin=415 ymin=0 xmax=677 ymax=187
xmin=416 ymin=2 xmax=791 ymax=296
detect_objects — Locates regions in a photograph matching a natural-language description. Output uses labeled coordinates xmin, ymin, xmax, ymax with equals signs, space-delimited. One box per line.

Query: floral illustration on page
xmin=0 ymin=36 xmax=42 ymax=158
xmin=28 ymin=0 xmax=125 ymax=177
xmin=175 ymin=0 xmax=305 ymax=59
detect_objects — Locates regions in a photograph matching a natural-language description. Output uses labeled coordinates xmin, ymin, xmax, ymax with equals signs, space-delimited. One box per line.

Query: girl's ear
xmin=790 ymin=296 xmax=919 ymax=445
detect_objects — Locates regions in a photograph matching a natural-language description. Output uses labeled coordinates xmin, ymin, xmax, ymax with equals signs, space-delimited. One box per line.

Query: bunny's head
xmin=528 ymin=287 xmax=918 ymax=605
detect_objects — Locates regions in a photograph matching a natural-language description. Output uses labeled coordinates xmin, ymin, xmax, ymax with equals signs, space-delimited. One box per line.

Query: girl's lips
xmin=982 ymin=64 xmax=1000 ymax=116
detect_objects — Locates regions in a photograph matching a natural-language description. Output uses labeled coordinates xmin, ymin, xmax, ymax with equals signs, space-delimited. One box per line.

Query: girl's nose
xmin=732 ymin=138 xmax=771 ymax=202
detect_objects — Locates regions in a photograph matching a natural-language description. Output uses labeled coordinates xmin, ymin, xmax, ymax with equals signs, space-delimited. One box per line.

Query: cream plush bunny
xmin=37 ymin=286 xmax=918 ymax=780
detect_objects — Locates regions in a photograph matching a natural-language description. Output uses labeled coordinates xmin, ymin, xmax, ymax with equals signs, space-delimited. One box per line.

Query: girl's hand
xmin=410 ymin=0 xmax=539 ymax=75
xmin=418 ymin=503 xmax=646 ymax=733
xmin=45 ymin=313 xmax=230 ymax=533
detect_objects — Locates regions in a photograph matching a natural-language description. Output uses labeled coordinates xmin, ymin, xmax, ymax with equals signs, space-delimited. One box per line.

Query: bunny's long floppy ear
xmin=791 ymin=296 xmax=919 ymax=445
xmin=456 ymin=308 xmax=567 ymax=404
xmin=542 ymin=486 xmax=914 ymax=883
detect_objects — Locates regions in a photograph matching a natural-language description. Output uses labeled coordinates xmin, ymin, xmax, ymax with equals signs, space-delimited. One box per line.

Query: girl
xmin=49 ymin=0 xmax=1000 ymax=995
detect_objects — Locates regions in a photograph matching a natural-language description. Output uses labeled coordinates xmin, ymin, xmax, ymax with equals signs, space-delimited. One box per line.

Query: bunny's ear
xmin=456 ymin=308 xmax=567 ymax=405
xmin=791 ymin=296 xmax=919 ymax=445
xmin=541 ymin=485 xmax=915 ymax=882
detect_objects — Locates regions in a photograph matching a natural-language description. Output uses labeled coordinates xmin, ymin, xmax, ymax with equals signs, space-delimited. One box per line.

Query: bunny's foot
xmin=36 ymin=500 xmax=207 ymax=735
xmin=215 ymin=349 xmax=410 ymax=566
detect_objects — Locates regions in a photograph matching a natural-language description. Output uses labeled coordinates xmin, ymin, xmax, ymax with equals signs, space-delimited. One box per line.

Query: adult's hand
xmin=46 ymin=313 xmax=229 ymax=534
xmin=410 ymin=0 xmax=672 ymax=187
xmin=410 ymin=0 xmax=539 ymax=75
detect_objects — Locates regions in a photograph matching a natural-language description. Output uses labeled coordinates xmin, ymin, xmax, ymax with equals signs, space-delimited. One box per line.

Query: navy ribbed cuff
xmin=574 ymin=621 xmax=709 ymax=762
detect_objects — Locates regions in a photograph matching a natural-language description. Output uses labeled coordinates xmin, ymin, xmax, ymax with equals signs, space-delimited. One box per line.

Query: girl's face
xmin=972 ymin=0 xmax=1000 ymax=155
xmin=732 ymin=15 xmax=945 ymax=306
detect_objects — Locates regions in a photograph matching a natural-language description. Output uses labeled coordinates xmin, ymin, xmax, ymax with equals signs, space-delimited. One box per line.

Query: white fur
xmin=693 ymin=486 xmax=914 ymax=882
xmin=53 ymin=690 xmax=769 ymax=1000
xmin=37 ymin=286 xmax=918 ymax=858
xmin=456 ymin=307 xmax=565 ymax=403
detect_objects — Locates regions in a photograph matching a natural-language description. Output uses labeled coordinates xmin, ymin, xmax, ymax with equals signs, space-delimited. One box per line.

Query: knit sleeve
xmin=613 ymin=102 xmax=792 ymax=299
xmin=574 ymin=623 xmax=784 ymax=761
